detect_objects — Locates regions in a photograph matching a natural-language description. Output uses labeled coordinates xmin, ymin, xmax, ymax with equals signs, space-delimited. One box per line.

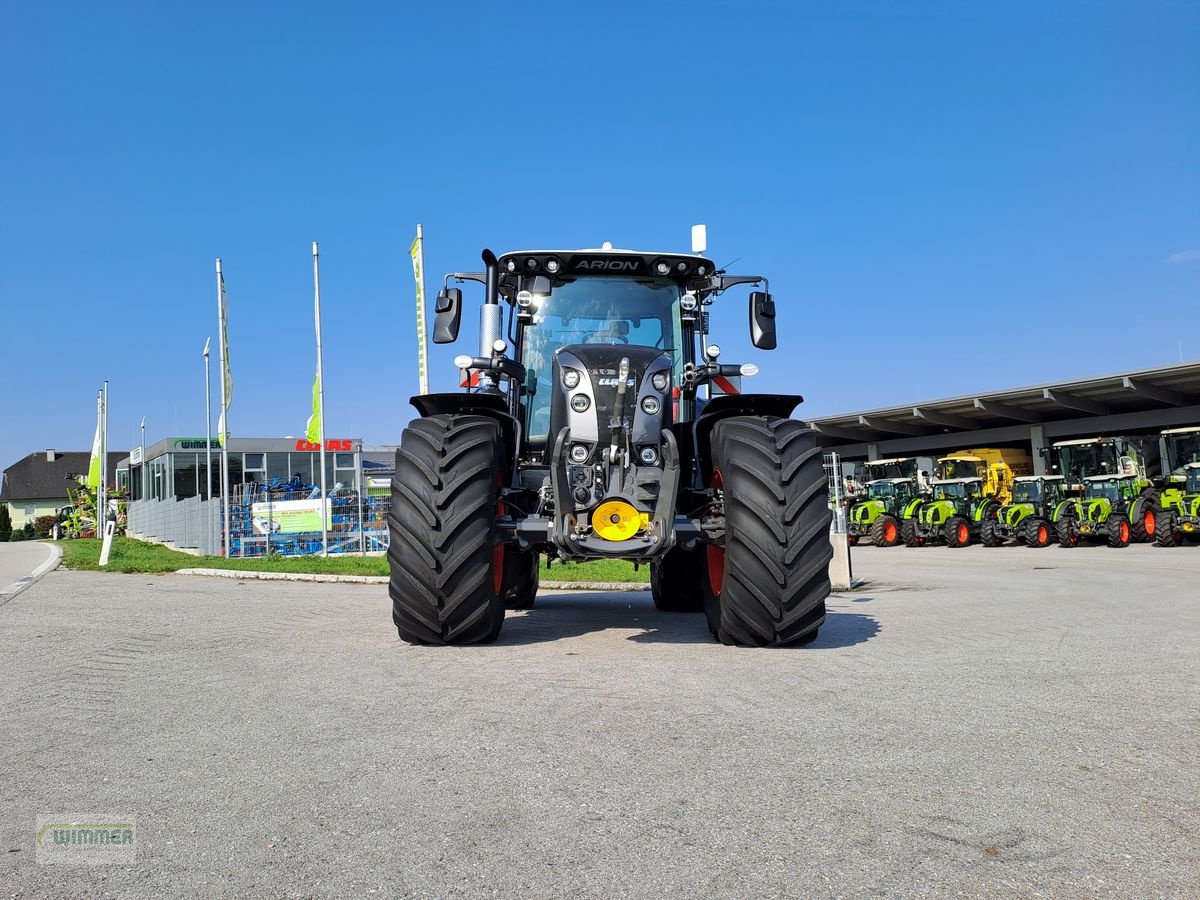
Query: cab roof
xmin=932 ymin=477 xmax=983 ymax=485
xmin=1013 ymin=475 xmax=1065 ymax=482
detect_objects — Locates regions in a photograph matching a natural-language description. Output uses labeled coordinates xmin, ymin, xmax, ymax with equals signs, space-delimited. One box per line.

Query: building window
xmin=25 ymin=505 xmax=35 ymax=519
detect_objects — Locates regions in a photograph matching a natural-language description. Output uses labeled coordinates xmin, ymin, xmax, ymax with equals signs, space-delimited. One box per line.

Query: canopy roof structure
xmin=809 ymin=361 xmax=1200 ymax=460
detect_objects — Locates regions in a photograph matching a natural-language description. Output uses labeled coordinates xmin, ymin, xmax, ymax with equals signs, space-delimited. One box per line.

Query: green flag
xmin=217 ymin=268 xmax=233 ymax=446
xmin=305 ymin=372 xmax=320 ymax=443
xmin=87 ymin=415 xmax=101 ymax=487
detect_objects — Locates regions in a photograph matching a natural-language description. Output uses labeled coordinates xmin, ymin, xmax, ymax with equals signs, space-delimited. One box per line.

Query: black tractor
xmin=387 ymin=241 xmax=832 ymax=646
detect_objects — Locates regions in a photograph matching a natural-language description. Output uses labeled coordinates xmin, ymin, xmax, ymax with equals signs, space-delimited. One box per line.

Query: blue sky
xmin=2 ymin=0 xmax=1197 ymax=469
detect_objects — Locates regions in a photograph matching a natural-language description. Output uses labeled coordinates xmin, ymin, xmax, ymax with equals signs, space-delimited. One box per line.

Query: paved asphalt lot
xmin=1 ymin=544 xmax=1197 ymax=898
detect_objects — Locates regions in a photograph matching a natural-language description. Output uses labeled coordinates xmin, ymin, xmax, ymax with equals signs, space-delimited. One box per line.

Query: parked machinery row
xmin=842 ymin=427 xmax=1200 ymax=549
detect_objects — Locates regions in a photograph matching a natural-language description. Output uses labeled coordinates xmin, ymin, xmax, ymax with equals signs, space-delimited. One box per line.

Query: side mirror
xmin=433 ymin=288 xmax=462 ymax=344
xmin=749 ymin=291 xmax=776 ymax=350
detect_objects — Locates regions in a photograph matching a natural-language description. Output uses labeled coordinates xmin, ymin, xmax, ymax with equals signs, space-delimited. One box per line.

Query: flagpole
xmin=414 ymin=224 xmax=429 ymax=395
xmin=216 ymin=259 xmax=231 ymax=558
xmin=101 ymin=381 xmax=108 ymax=525
xmin=139 ymin=417 xmax=146 ymax=500
xmin=94 ymin=391 xmax=102 ymax=526
xmin=203 ymin=338 xmax=212 ymax=502
xmin=313 ymin=241 xmax=328 ymax=557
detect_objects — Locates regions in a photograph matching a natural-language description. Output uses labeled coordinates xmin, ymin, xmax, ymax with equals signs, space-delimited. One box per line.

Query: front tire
xmin=1130 ymin=497 xmax=1159 ymax=543
xmin=1155 ymin=510 xmax=1180 ymax=547
xmin=1056 ymin=516 xmax=1078 ymax=548
xmin=1024 ymin=518 xmax=1052 ymax=548
xmin=870 ymin=514 xmax=902 ymax=547
xmin=944 ymin=516 xmax=972 ymax=548
xmin=651 ymin=546 xmax=705 ymax=612
xmin=387 ymin=415 xmax=508 ymax=645
xmin=702 ymin=417 xmax=832 ymax=647
xmin=979 ymin=518 xmax=1003 ymax=547
xmin=1106 ymin=513 xmax=1131 ymax=548
xmin=902 ymin=518 xmax=923 ymax=547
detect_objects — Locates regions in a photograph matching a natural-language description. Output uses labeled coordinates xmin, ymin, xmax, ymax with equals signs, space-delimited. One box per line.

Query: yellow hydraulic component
xmin=591 ymin=500 xmax=647 ymax=541
xmin=935 ymin=447 xmax=1033 ymax=505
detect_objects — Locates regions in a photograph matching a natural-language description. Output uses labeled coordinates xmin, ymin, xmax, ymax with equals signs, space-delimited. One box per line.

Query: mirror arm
xmin=444 ymin=272 xmax=486 ymax=288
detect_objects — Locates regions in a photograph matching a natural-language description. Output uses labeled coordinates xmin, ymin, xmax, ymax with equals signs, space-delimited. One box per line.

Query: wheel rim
xmin=1120 ymin=520 xmax=1130 ymax=543
xmin=1144 ymin=508 xmax=1156 ymax=536
xmin=884 ymin=521 xmax=897 ymax=543
xmin=1038 ymin=524 xmax=1048 ymax=545
xmin=707 ymin=469 xmax=725 ymax=597
xmin=957 ymin=523 xmax=969 ymax=544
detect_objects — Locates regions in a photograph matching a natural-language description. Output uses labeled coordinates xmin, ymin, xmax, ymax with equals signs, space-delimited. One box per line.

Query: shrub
xmin=33 ymin=515 xmax=58 ymax=538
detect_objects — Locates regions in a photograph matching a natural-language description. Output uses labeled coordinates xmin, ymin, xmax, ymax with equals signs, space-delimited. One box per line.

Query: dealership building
xmin=118 ymin=436 xmax=390 ymax=501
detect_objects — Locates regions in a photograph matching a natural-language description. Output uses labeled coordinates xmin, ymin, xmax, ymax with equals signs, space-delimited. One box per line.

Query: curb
xmin=0 ymin=541 xmax=63 ymax=606
xmin=176 ymin=568 xmax=387 ymax=584
xmin=175 ymin=568 xmax=651 ymax=591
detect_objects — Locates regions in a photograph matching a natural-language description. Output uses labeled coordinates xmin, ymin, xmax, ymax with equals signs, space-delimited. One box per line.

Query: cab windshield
xmin=936 ymin=482 xmax=975 ymax=500
xmin=1011 ymin=481 xmax=1042 ymax=503
xmin=1056 ymin=442 xmax=1118 ymax=484
xmin=868 ymin=481 xmax=910 ymax=500
xmin=519 ymin=277 xmax=682 ymax=443
xmin=1167 ymin=433 xmax=1200 ymax=475
xmin=1084 ymin=479 xmax=1122 ymax=502
xmin=937 ymin=459 xmax=981 ymax=479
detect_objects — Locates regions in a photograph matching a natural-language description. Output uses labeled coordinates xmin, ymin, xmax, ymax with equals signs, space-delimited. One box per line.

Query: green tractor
xmin=1157 ymin=463 xmax=1200 ymax=546
xmin=1056 ymin=474 xmax=1156 ymax=548
xmin=903 ymin=477 xmax=1000 ymax=548
xmin=1049 ymin=435 xmax=1160 ymax=540
xmin=847 ymin=457 xmax=930 ymax=547
xmin=982 ymin=474 xmax=1072 ymax=548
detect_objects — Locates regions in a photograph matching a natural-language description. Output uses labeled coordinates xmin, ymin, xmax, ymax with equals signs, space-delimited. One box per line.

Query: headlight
xmin=570 ymin=444 xmax=589 ymax=463
xmin=562 ymin=369 xmax=581 ymax=389
xmin=651 ymin=371 xmax=669 ymax=391
xmin=505 ymin=259 xmax=517 ymax=272
xmin=545 ymin=258 xmax=560 ymax=273
xmin=640 ymin=447 xmax=658 ymax=465
xmin=655 ymin=261 xmax=670 ymax=275
xmin=680 ymin=292 xmax=698 ymax=311
xmin=571 ymin=394 xmax=591 ymax=412
xmin=641 ymin=396 xmax=660 ymax=415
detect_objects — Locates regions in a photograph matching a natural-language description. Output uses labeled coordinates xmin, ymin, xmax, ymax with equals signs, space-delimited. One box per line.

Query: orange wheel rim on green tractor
xmin=957 ymin=523 xmax=969 ymax=544
xmin=707 ymin=469 xmax=725 ymax=596
xmin=1037 ymin=524 xmax=1048 ymax=544
xmin=1144 ymin=508 xmax=1156 ymax=536
xmin=1120 ymin=520 xmax=1130 ymax=543
xmin=884 ymin=521 xmax=898 ymax=543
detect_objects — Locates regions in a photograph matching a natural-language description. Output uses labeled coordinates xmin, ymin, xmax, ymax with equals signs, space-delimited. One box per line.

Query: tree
xmin=0 ymin=505 xmax=10 ymax=541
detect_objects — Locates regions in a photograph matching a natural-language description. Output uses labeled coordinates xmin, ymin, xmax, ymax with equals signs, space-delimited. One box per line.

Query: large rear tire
xmin=387 ymin=415 xmax=508 ymax=645
xmin=702 ymin=417 xmax=831 ymax=647
xmin=1130 ymin=497 xmax=1159 ymax=543
xmin=1155 ymin=510 xmax=1180 ymax=547
xmin=501 ymin=546 xmax=539 ymax=610
xmin=651 ymin=546 xmax=705 ymax=612
xmin=869 ymin=514 xmax=902 ymax=547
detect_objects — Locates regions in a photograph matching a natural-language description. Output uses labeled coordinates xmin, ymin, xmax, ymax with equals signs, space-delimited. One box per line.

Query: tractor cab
xmin=1161 ymin=427 xmax=1200 ymax=483
xmin=867 ymin=478 xmax=916 ymax=502
xmin=1082 ymin=474 xmax=1138 ymax=505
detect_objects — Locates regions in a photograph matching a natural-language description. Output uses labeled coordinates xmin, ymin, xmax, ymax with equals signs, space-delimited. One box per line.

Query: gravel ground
xmin=1 ymin=543 xmax=1197 ymax=898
